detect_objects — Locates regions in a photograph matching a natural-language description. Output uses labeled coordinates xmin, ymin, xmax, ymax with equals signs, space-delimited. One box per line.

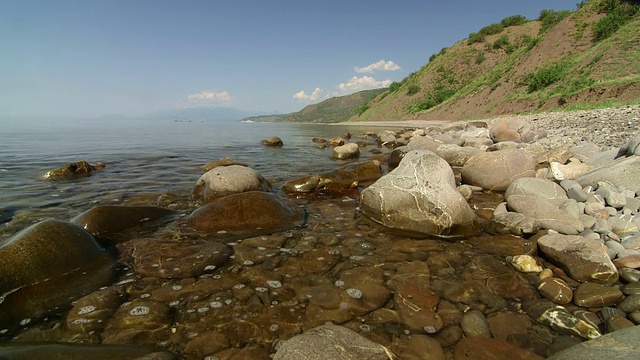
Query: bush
xmin=354 ymin=103 xmax=370 ymax=116
xmin=479 ymin=23 xmax=505 ymax=36
xmin=429 ymin=53 xmax=438 ymax=62
xmin=475 ymin=51 xmax=486 ymax=64
xmin=389 ymin=81 xmax=401 ymax=92
xmin=538 ymin=9 xmax=572 ymax=33
xmin=592 ymin=2 xmax=640 ymax=41
xmin=411 ymin=88 xmax=457 ymax=112
xmin=407 ymin=85 xmax=421 ymax=96
xmin=501 ymin=15 xmax=528 ymax=27
xmin=492 ymin=35 xmax=511 ymax=50
xmin=527 ymin=61 xmax=569 ymax=93
xmin=468 ymin=32 xmax=486 ymax=44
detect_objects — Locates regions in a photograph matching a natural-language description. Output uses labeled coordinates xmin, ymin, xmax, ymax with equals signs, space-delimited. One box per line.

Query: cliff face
xmin=353 ymin=1 xmax=640 ymax=122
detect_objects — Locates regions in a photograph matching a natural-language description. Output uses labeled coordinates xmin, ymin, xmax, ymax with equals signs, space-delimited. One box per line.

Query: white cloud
xmin=354 ymin=60 xmax=400 ymax=73
xmin=293 ymin=87 xmax=323 ymax=101
xmin=337 ymin=76 xmax=392 ymax=93
xmin=187 ymin=90 xmax=235 ymax=104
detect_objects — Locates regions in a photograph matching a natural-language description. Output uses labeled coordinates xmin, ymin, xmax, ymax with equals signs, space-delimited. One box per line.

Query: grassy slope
xmin=242 ymin=88 xmax=387 ymax=123
xmin=353 ymin=1 xmax=640 ymax=122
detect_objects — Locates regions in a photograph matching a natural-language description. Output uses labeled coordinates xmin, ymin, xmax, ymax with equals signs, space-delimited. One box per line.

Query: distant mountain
xmin=241 ymin=88 xmax=388 ymax=123
xmin=142 ymin=107 xmax=264 ymax=121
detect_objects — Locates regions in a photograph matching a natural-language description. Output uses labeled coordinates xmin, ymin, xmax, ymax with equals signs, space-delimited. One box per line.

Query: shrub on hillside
xmin=501 ymin=15 xmax=528 ymax=27
xmin=354 ymin=103 xmax=370 ymax=116
xmin=407 ymin=84 xmax=421 ymax=96
xmin=389 ymin=81 xmax=401 ymax=92
xmin=492 ymin=35 xmax=511 ymax=50
xmin=468 ymin=32 xmax=486 ymax=44
xmin=527 ymin=61 xmax=570 ymax=92
xmin=479 ymin=23 xmax=504 ymax=36
xmin=538 ymin=9 xmax=572 ymax=33
xmin=592 ymin=1 xmax=640 ymax=41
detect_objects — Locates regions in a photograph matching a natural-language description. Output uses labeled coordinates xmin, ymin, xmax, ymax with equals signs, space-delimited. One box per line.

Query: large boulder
xmin=0 ymin=219 xmax=115 ymax=331
xmin=576 ymin=156 xmax=640 ymax=192
xmin=505 ymin=178 xmax=569 ymax=207
xmin=186 ymin=191 xmax=305 ymax=236
xmin=331 ymin=143 xmax=360 ymax=160
xmin=538 ymin=233 xmax=618 ymax=284
xmin=359 ymin=150 xmax=477 ymax=237
xmin=71 ymin=206 xmax=177 ymax=237
xmin=547 ymin=325 xmax=640 ymax=360
xmin=507 ymin=195 xmax=584 ymax=235
xmin=435 ymin=144 xmax=482 ymax=167
xmin=261 ymin=136 xmax=283 ymax=147
xmin=461 ymin=149 xmax=537 ymax=191
xmin=44 ymin=160 xmax=105 ymax=179
xmin=273 ymin=323 xmax=391 ymax=360
xmin=489 ymin=117 xmax=536 ymax=143
xmin=192 ymin=165 xmax=271 ymax=203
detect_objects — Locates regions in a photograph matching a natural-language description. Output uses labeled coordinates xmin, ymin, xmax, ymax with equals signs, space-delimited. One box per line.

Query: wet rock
xmin=44 ymin=160 xmax=104 ymax=179
xmin=183 ymin=330 xmax=229 ymax=360
xmin=0 ymin=343 xmax=177 ymax=360
xmin=613 ymin=254 xmax=640 ymax=269
xmin=261 ymin=136 xmax=283 ymax=147
xmin=463 ymin=255 xmax=538 ymax=301
xmin=360 ymin=150 xmax=477 ymax=237
xmin=390 ymin=334 xmax=445 ymax=360
xmin=0 ymin=219 xmax=115 ymax=331
xmin=509 ymin=254 xmax=544 ymax=273
xmin=505 ymin=178 xmax=569 ymax=207
xmin=507 ymin=195 xmax=584 ymax=235
xmin=489 ymin=117 xmax=537 ymax=143
xmin=186 ymin=191 xmax=305 ymax=236
xmin=102 ymin=300 xmax=171 ymax=345
xmin=118 ymin=238 xmax=232 ymax=278
xmin=537 ymin=277 xmax=573 ymax=305
xmin=282 ymin=169 xmax=359 ymax=194
xmin=453 ymin=336 xmax=544 ymax=360
xmin=605 ymin=316 xmax=635 ymax=333
xmin=66 ymin=286 xmax=124 ymax=333
xmin=546 ymin=325 xmax=640 ymax=360
xmin=487 ymin=312 xmax=531 ymax=341
xmin=71 ymin=205 xmax=177 ymax=237
xmin=538 ymin=233 xmax=618 ymax=284
xmin=331 ymin=143 xmax=360 ymax=160
xmin=326 ymin=137 xmax=345 ymax=147
xmin=272 ymin=323 xmax=392 ymax=360
xmin=394 ymin=275 xmax=443 ymax=333
xmin=524 ymin=300 xmax=601 ymax=339
xmin=201 ymin=157 xmax=248 ymax=171
xmin=193 ymin=165 xmax=271 ymax=203
xmin=467 ymin=234 xmax=537 ymax=257
xmin=573 ymin=282 xmax=623 ymax=308
xmin=460 ymin=310 xmax=491 ymax=338
xmin=461 ymin=149 xmax=537 ymax=191
xmin=616 ymin=294 xmax=640 ymax=313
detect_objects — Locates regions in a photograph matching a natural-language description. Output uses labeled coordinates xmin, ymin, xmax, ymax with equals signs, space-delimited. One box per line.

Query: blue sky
xmin=0 ymin=0 xmax=580 ymax=118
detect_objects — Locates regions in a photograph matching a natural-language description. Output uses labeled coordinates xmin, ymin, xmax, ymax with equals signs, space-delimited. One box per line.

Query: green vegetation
xmin=406 ymin=84 xmax=421 ymax=96
xmin=468 ymin=22 xmax=505 ymax=44
xmin=538 ymin=9 xmax=572 ymax=33
xmin=389 ymin=81 xmax=402 ymax=92
xmin=592 ymin=0 xmax=640 ymax=41
xmin=501 ymin=15 xmax=528 ymax=27
xmin=354 ymin=103 xmax=370 ymax=116
xmin=527 ymin=61 xmax=571 ymax=93
xmin=475 ymin=51 xmax=486 ymax=64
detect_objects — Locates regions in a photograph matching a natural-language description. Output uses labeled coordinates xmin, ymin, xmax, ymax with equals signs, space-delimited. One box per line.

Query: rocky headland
xmin=1 ymin=105 xmax=640 ymax=359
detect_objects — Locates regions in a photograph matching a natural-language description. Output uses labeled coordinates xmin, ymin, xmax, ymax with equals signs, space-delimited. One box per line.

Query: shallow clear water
xmin=0 ymin=118 xmax=385 ymax=230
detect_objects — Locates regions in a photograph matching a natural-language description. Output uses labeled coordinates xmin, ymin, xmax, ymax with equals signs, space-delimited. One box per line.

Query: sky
xmin=0 ymin=0 xmax=581 ymax=118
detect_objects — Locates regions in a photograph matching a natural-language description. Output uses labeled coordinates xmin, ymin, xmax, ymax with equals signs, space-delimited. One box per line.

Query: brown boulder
xmin=461 ymin=149 xmax=537 ymax=191
xmin=71 ymin=205 xmax=177 ymax=237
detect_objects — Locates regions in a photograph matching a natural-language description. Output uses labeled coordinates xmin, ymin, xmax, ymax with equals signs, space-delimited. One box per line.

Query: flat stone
xmin=524 ymin=300 xmax=601 ymax=340
xmin=507 ymin=195 xmax=585 ymax=235
xmin=272 ymin=323 xmax=391 ymax=360
xmin=547 ymin=325 xmax=640 ymax=360
xmin=505 ymin=178 xmax=569 ymax=207
xmin=461 ymin=149 xmax=537 ymax=191
xmin=390 ymin=335 xmax=445 ymax=360
xmin=616 ymin=294 xmax=640 ymax=313
xmin=453 ymin=336 xmax=543 ymax=360
xmin=577 ymin=156 xmax=640 ymax=193
xmin=71 ymin=205 xmax=177 ymax=238
xmin=538 ymin=233 xmax=618 ymax=284
xmin=537 ymin=277 xmax=573 ymax=305
xmin=605 ymin=316 xmax=635 ymax=333
xmin=573 ymin=282 xmax=623 ymax=308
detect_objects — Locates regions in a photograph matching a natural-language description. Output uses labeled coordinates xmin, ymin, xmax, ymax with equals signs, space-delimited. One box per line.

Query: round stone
xmin=537 ymin=277 xmax=573 ymax=305
xmin=573 ymin=282 xmax=623 ymax=308
xmin=622 ymin=282 xmax=640 ymax=296
xmin=605 ymin=316 xmax=635 ymax=333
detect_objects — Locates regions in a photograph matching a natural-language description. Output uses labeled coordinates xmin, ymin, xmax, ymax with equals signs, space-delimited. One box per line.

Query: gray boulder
xmin=538 ymin=233 xmax=618 ymax=284
xmin=507 ymin=195 xmax=584 ymax=235
xmin=273 ymin=323 xmax=392 ymax=360
xmin=461 ymin=149 xmax=537 ymax=191
xmin=193 ymin=165 xmax=271 ymax=203
xmin=547 ymin=323 xmax=640 ymax=360
xmin=406 ymin=135 xmax=445 ymax=152
xmin=489 ymin=117 xmax=536 ymax=143
xmin=360 ymin=150 xmax=477 ymax=237
xmin=435 ymin=144 xmax=482 ymax=167
xmin=577 ymin=156 xmax=640 ymax=192
xmin=505 ymin=178 xmax=569 ymax=207
xmin=331 ymin=143 xmax=360 ymax=160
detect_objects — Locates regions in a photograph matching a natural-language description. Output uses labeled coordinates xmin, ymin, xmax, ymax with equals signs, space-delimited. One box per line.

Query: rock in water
xmin=272 ymin=323 xmax=392 ymax=360
xmin=359 ymin=150 xmax=477 ymax=237
xmin=192 ymin=165 xmax=272 ymax=203
xmin=71 ymin=205 xmax=177 ymax=237
xmin=186 ymin=191 xmax=306 ymax=236
xmin=331 ymin=143 xmax=360 ymax=160
xmin=44 ymin=160 xmax=104 ymax=179
xmin=261 ymin=136 xmax=284 ymax=147
xmin=0 ymin=342 xmax=177 ymax=360
xmin=0 ymin=219 xmax=115 ymax=331
xmin=537 ymin=233 xmax=618 ymax=284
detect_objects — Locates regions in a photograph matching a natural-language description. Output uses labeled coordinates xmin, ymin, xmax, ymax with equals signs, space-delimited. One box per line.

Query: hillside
xmin=353 ymin=0 xmax=640 ymax=122
xmin=242 ymin=88 xmax=386 ymax=123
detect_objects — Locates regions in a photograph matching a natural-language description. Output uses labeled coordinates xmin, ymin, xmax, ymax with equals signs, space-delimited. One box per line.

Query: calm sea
xmin=0 ymin=118 xmax=387 ymax=232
